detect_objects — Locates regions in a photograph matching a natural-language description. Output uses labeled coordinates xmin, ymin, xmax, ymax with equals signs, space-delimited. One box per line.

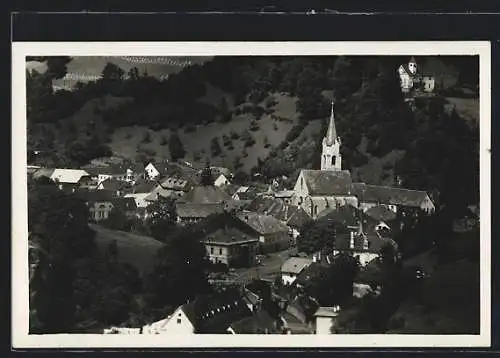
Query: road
xmin=231 ymin=248 xmax=293 ymax=284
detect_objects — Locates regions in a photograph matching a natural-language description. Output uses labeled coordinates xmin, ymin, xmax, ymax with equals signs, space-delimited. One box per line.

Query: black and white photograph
xmin=12 ymin=42 xmax=491 ymax=348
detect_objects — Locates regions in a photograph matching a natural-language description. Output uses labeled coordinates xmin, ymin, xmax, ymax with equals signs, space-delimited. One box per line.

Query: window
xmin=314 ymin=205 xmax=318 ymax=215
xmin=219 ymin=248 xmax=223 ymax=255
xmin=300 ymin=177 xmax=304 ymax=190
xmin=210 ymin=247 xmax=214 ymax=254
xmin=331 ymin=156 xmax=336 ymax=166
xmin=177 ymin=318 xmax=181 ymax=324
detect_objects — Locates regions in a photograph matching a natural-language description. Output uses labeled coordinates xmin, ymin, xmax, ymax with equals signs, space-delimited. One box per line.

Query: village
xmin=28 ymin=98 xmax=453 ymax=335
xmin=26 ymin=55 xmax=480 ymax=336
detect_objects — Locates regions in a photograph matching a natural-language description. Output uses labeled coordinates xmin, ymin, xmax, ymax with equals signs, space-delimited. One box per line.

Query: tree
xmin=145 ymin=227 xmax=211 ymax=308
xmin=297 ymin=219 xmax=337 ymax=255
xmin=28 ymin=181 xmax=97 ymax=333
xmin=305 ymin=253 xmax=359 ymax=307
xmin=210 ymin=137 xmax=222 ymax=156
xmin=101 ymin=62 xmax=125 ymax=81
xmin=145 ymin=196 xmax=177 ymax=241
xmin=168 ymin=132 xmax=186 ymax=161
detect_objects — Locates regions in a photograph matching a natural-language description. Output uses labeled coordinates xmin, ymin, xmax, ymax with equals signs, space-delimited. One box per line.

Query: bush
xmin=230 ymin=130 xmax=240 ymax=140
xmin=184 ymin=124 xmax=196 ymax=133
xmin=125 ymin=132 xmax=133 ymax=140
xmin=273 ymin=122 xmax=278 ymax=131
xmin=211 ymin=137 xmax=222 ymax=156
xmin=142 ymin=131 xmax=152 ymax=143
xmin=249 ymin=120 xmax=260 ymax=132
xmin=160 ymin=136 xmax=168 ymax=146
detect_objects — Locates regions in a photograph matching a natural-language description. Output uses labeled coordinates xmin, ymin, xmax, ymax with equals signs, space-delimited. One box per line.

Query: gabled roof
xmin=201 ymin=226 xmax=259 ymax=245
xmin=316 ymin=204 xmax=365 ymax=227
xmin=333 ymin=230 xmax=394 ymax=254
xmin=75 ymin=189 xmax=116 ymax=204
xmin=132 ymin=178 xmax=157 ymax=194
xmin=295 ymin=262 xmax=329 ymax=287
xmin=32 ymin=168 xmax=55 ymax=180
xmin=181 ymin=185 xmax=232 ymax=205
xmin=351 ymin=183 xmax=432 ymax=208
xmin=281 ymin=257 xmax=313 ymax=274
xmin=159 ymin=176 xmax=191 ymax=191
xmin=220 ymin=184 xmax=241 ymax=197
xmin=365 ymin=205 xmax=397 ymax=222
xmin=50 ymin=169 xmax=90 ymax=184
xmin=181 ymin=288 xmax=253 ymax=333
xmin=286 ymin=207 xmax=312 ymax=229
xmin=300 ymin=169 xmax=353 ymax=196
xmin=111 ymin=197 xmax=138 ymax=212
xmin=229 ymin=310 xmax=277 ymax=334
xmin=176 ymin=203 xmax=225 ymax=218
xmin=325 ymin=101 xmax=338 ymax=146
xmin=98 ymin=178 xmax=130 ymax=191
xmin=237 ymin=211 xmax=290 ymax=235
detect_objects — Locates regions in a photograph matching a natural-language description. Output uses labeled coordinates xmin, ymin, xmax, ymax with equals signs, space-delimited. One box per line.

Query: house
xmin=201 ymin=227 xmax=259 ymax=268
xmin=397 ymin=56 xmax=437 ymax=95
xmin=144 ymin=161 xmax=171 ymax=180
xmin=97 ymin=178 xmax=131 ymax=197
xmin=228 ymin=309 xmax=279 ymax=334
xmin=245 ymin=195 xmax=312 ymax=240
xmin=292 ymin=169 xmax=357 ymax=219
xmin=351 ymin=183 xmax=435 ymax=214
xmin=280 ymin=257 xmax=313 ymax=286
xmin=197 ymin=167 xmax=232 ymax=187
xmin=314 ymin=306 xmax=340 ymax=334
xmin=111 ymin=197 xmax=138 ymax=218
xmin=75 ymin=189 xmax=116 ymax=222
xmin=237 ymin=211 xmax=292 ymax=253
xmin=141 ymin=288 xmax=253 ymax=334
xmin=274 ymin=190 xmax=295 ymax=205
xmin=176 ymin=185 xmax=234 ymax=225
xmin=131 ymin=178 xmax=157 ymax=194
xmin=213 ymin=173 xmax=231 ymax=187
xmin=49 ymin=169 xmax=91 ymax=192
xmin=27 ymin=165 xmax=41 ymax=176
xmin=144 ymin=176 xmax=192 ymax=203
xmin=31 ymin=168 xmax=55 ymax=181
xmin=123 ymin=193 xmax=151 ymax=210
xmin=84 ymin=163 xmax=144 ymax=184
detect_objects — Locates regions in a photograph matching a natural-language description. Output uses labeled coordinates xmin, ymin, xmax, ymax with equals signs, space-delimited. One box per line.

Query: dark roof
xmin=301 ymin=169 xmax=353 ymax=196
xmin=316 ymin=204 xmax=366 ymax=228
xmin=229 ymin=310 xmax=278 ymax=334
xmin=201 ymin=227 xmax=259 ymax=245
xmin=351 ymin=183 xmax=432 ymax=208
xmin=181 ymin=288 xmax=253 ymax=333
xmin=75 ymin=189 xmax=116 ymax=204
xmin=236 ymin=190 xmax=259 ymax=201
xmin=237 ymin=211 xmax=290 ymax=235
xmin=286 ymin=207 xmax=312 ymax=229
xmin=159 ymin=176 xmax=191 ymax=191
xmin=176 ymin=203 xmax=225 ymax=218
xmin=220 ymin=184 xmax=240 ymax=197
xmin=132 ymin=178 xmax=157 ymax=194
xmin=111 ymin=197 xmax=138 ymax=212
xmin=181 ymin=185 xmax=232 ymax=205
xmin=99 ymin=178 xmax=130 ymax=191
xmin=365 ymin=205 xmax=397 ymax=222
xmin=32 ymin=168 xmax=55 ymax=179
xmin=281 ymin=257 xmax=313 ymax=274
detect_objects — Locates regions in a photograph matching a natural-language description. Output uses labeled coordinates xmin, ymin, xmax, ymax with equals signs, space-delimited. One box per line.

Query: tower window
xmin=300 ymin=177 xmax=304 ymax=189
xmin=331 ymin=156 xmax=336 ymax=166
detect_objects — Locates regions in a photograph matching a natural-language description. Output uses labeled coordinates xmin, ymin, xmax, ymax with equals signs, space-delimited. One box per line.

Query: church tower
xmin=321 ymin=101 xmax=342 ymax=171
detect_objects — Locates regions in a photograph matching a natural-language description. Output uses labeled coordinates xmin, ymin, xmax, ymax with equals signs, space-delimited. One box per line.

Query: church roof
xmin=351 ymin=183 xmax=432 ymax=208
xmin=325 ymin=101 xmax=337 ymax=146
xmin=300 ymin=169 xmax=353 ymax=196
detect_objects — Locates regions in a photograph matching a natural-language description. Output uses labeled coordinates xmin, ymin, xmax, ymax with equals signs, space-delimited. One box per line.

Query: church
xmin=292 ymin=101 xmax=435 ymax=219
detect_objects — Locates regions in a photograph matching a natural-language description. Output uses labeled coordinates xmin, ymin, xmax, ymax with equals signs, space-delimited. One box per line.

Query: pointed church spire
xmin=325 ymin=101 xmax=337 ymax=146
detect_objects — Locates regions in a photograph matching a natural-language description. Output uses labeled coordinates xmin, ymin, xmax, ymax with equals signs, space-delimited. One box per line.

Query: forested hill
xmin=26 ymin=55 xmax=479 ymax=209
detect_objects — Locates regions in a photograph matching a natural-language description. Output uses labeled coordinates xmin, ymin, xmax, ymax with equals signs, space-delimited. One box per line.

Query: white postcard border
xmin=12 ymin=41 xmax=491 ymax=348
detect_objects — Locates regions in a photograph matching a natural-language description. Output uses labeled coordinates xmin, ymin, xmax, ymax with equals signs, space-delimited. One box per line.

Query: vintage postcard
xmin=12 ymin=41 xmax=491 ymax=348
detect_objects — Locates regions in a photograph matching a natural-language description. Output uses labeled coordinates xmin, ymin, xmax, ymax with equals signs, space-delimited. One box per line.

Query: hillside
xmin=445 ymin=97 xmax=479 ymax=125
xmin=90 ymin=224 xmax=164 ymax=276
xmin=105 ymin=93 xmax=299 ymax=173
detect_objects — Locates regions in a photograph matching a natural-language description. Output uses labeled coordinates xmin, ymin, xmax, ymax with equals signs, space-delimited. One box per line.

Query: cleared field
xmin=27 ymin=56 xmax=213 ymax=90
xmin=109 ymin=93 xmax=300 ymax=172
xmin=90 ymin=224 xmax=164 ymax=276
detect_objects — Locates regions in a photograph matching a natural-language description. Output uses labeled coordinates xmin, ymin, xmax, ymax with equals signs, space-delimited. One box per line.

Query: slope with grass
xmin=90 ymin=224 xmax=164 ymax=276
xmin=109 ymin=93 xmax=300 ymax=172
